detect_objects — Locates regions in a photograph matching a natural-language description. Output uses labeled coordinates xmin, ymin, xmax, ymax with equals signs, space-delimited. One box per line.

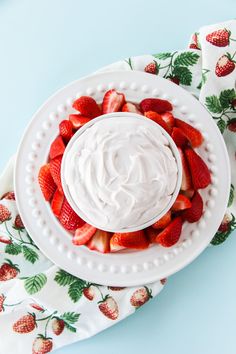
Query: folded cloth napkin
xmin=1 ymin=19 xmax=236 ymax=354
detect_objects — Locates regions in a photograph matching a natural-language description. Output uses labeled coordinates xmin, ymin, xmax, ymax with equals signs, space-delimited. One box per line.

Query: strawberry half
xmin=140 ymin=98 xmax=173 ymax=114
xmin=185 ymin=148 xmax=211 ymax=189
xmin=161 ymin=112 xmax=175 ymax=130
xmin=59 ymin=120 xmax=73 ymax=142
xmin=175 ymin=118 xmax=203 ymax=148
xmin=102 ymin=89 xmax=125 ymax=114
xmin=182 ymin=191 xmax=203 ymax=222
xmin=110 ymin=230 xmax=149 ymax=250
xmin=51 ymin=189 xmax=64 ymax=218
xmin=72 ymin=223 xmax=97 ymax=245
xmin=87 ymin=230 xmax=111 ymax=253
xmin=50 ymin=156 xmax=63 ymax=193
xmin=49 ymin=136 xmax=65 ymax=160
xmin=172 ymin=194 xmax=191 ymax=211
xmin=152 ymin=211 xmax=172 ymax=229
xmin=144 ymin=111 xmax=171 ymax=134
xmin=69 ymin=114 xmax=91 ymax=130
xmin=38 ymin=164 xmax=56 ymax=201
xmin=178 ymin=148 xmax=192 ymax=191
xmin=59 ymin=198 xmax=85 ymax=231
xmin=155 ymin=217 xmax=183 ymax=247
xmin=122 ymin=102 xmax=141 ymax=114
xmin=72 ymin=96 xmax=101 ymax=118
xmin=172 ymin=127 xmax=188 ymax=148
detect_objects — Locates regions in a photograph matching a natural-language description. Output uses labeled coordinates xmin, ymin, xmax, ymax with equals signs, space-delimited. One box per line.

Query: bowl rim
xmin=61 ymin=112 xmax=182 ymax=233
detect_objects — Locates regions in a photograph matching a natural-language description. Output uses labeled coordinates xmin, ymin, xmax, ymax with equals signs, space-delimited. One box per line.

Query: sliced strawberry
xmin=152 ymin=211 xmax=172 ymax=229
xmin=72 ymin=224 xmax=97 ymax=245
xmin=172 ymin=127 xmax=188 ymax=148
xmin=51 ymin=189 xmax=64 ymax=218
xmin=87 ymin=230 xmax=111 ymax=253
xmin=102 ymin=89 xmax=125 ymax=114
xmin=50 ymin=156 xmax=63 ymax=193
xmin=38 ymin=164 xmax=56 ymax=201
xmin=140 ymin=98 xmax=173 ymax=114
xmin=155 ymin=217 xmax=183 ymax=247
xmin=110 ymin=230 xmax=149 ymax=250
xmin=72 ymin=96 xmax=101 ymax=118
xmin=59 ymin=120 xmax=73 ymax=142
xmin=185 ymin=148 xmax=211 ymax=189
xmin=122 ymin=102 xmax=141 ymax=114
xmin=182 ymin=189 xmax=195 ymax=199
xmin=175 ymin=118 xmax=203 ymax=148
xmin=144 ymin=111 xmax=171 ymax=134
xmin=145 ymin=227 xmax=159 ymax=243
xmin=49 ymin=136 xmax=65 ymax=160
xmin=178 ymin=148 xmax=192 ymax=191
xmin=161 ymin=112 xmax=175 ymax=130
xmin=182 ymin=191 xmax=203 ymax=222
xmin=69 ymin=114 xmax=91 ymax=130
xmin=172 ymin=194 xmax=191 ymax=211
xmin=59 ymin=198 xmax=85 ymax=231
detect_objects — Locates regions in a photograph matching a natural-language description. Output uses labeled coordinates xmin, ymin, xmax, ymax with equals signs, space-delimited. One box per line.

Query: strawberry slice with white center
xmin=182 ymin=191 xmax=203 ymax=223
xmin=171 ymin=194 xmax=191 ymax=211
xmin=72 ymin=224 xmax=97 ymax=245
xmin=110 ymin=230 xmax=149 ymax=250
xmin=122 ymin=102 xmax=141 ymax=114
xmin=155 ymin=217 xmax=183 ymax=247
xmin=49 ymin=136 xmax=65 ymax=160
xmin=160 ymin=112 xmax=175 ymax=130
xmin=59 ymin=198 xmax=85 ymax=231
xmin=51 ymin=189 xmax=64 ymax=218
xmin=87 ymin=230 xmax=111 ymax=253
xmin=175 ymin=118 xmax=203 ymax=148
xmin=185 ymin=148 xmax=211 ymax=189
xmin=102 ymin=89 xmax=125 ymax=114
xmin=69 ymin=114 xmax=91 ymax=130
xmin=178 ymin=148 xmax=192 ymax=191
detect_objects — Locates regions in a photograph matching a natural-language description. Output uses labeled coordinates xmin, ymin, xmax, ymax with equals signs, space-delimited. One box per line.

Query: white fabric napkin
xmin=1 ymin=19 xmax=236 ymax=354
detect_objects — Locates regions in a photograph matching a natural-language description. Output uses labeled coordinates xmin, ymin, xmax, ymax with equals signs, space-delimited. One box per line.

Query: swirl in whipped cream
xmin=64 ymin=115 xmax=178 ymax=230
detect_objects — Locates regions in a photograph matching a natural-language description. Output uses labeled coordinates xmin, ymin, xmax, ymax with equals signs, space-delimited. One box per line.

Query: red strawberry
xmin=108 ymin=286 xmax=125 ymax=291
xmin=0 ymin=235 xmax=12 ymax=244
xmin=145 ymin=227 xmax=159 ymax=243
xmin=32 ymin=336 xmax=53 ymax=354
xmin=59 ymin=198 xmax=85 ymax=231
xmin=0 ymin=204 xmax=11 ymax=222
xmin=13 ymin=313 xmax=36 ymax=333
xmin=130 ymin=286 xmax=152 ymax=307
xmin=218 ymin=213 xmax=231 ymax=232
xmin=169 ymin=76 xmax=180 ymax=84
xmin=98 ymin=296 xmax=119 ymax=320
xmin=152 ymin=211 xmax=172 ymax=229
xmin=172 ymin=127 xmax=188 ymax=148
xmin=189 ymin=33 xmax=200 ymax=50
xmin=14 ymin=215 xmax=24 ymax=229
xmin=72 ymin=223 xmax=97 ymax=246
xmin=102 ymin=89 xmax=125 ymax=114
xmin=175 ymin=118 xmax=203 ymax=148
xmin=144 ymin=111 xmax=171 ymax=134
xmin=206 ymin=29 xmax=230 ymax=47
xmin=52 ymin=318 xmax=65 ymax=335
xmin=1 ymin=191 xmax=15 ymax=200
xmin=38 ymin=164 xmax=56 ymax=201
xmin=49 ymin=136 xmax=65 ymax=160
xmin=189 ymin=44 xmax=199 ymax=49
xmin=0 ymin=294 xmax=5 ymax=312
xmin=155 ymin=217 xmax=183 ymax=247
xmin=215 ymin=54 xmax=235 ymax=77
xmin=50 ymin=156 xmax=63 ymax=193
xmin=110 ymin=230 xmax=149 ymax=250
xmin=30 ymin=303 xmax=44 ymax=312
xmin=72 ymin=96 xmax=101 ymax=118
xmin=140 ymin=98 xmax=173 ymax=114
xmin=182 ymin=191 xmax=203 ymax=223
xmin=87 ymin=230 xmax=111 ymax=253
xmin=185 ymin=148 xmax=211 ymax=189
xmin=178 ymin=148 xmax=192 ymax=190
xmin=69 ymin=114 xmax=91 ymax=130
xmin=83 ymin=286 xmax=95 ymax=300
xmin=59 ymin=120 xmax=73 ymax=142
xmin=172 ymin=194 xmax=191 ymax=211
xmin=122 ymin=102 xmax=141 ymax=114
xmin=227 ymin=118 xmax=236 ymax=132
xmin=144 ymin=62 xmax=158 ymax=75
xmin=0 ymin=259 xmax=19 ymax=281
xmin=161 ymin=112 xmax=175 ymax=130
xmin=51 ymin=189 xmax=64 ymax=218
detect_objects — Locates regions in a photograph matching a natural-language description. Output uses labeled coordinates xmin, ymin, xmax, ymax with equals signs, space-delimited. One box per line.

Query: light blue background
xmin=1 ymin=1 xmax=236 ymax=353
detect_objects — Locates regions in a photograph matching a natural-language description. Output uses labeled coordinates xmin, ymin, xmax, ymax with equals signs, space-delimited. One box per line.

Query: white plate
xmin=14 ymin=71 xmax=230 ymax=286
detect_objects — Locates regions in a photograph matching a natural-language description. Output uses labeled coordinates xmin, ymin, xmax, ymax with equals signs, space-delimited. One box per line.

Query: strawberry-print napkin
xmin=1 ymin=19 xmax=236 ymax=354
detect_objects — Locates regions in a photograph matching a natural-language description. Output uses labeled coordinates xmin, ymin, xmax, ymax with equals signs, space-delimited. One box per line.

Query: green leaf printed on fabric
xmin=219 ymin=89 xmax=236 ymax=109
xmin=68 ymin=280 xmax=86 ymax=303
xmin=228 ymin=184 xmax=235 ymax=207
xmin=205 ymin=95 xmax=223 ymax=113
xmin=174 ymin=52 xmax=200 ymax=67
xmin=5 ymin=243 xmax=22 ymax=255
xmin=172 ymin=66 xmax=192 ymax=85
xmin=217 ymin=119 xmax=226 ymax=133
xmin=211 ymin=214 xmax=236 ymax=245
xmin=22 ymin=245 xmax=39 ymax=264
xmin=153 ymin=53 xmax=172 ymax=60
xmin=54 ymin=269 xmax=78 ymax=286
xmin=24 ymin=274 xmax=47 ymax=295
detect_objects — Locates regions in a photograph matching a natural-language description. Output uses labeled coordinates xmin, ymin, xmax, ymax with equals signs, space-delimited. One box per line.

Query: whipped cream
xmin=64 ymin=115 xmax=178 ymax=231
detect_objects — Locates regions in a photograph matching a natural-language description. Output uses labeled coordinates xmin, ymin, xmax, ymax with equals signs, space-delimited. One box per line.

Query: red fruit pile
xmin=38 ymin=90 xmax=211 ymax=252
